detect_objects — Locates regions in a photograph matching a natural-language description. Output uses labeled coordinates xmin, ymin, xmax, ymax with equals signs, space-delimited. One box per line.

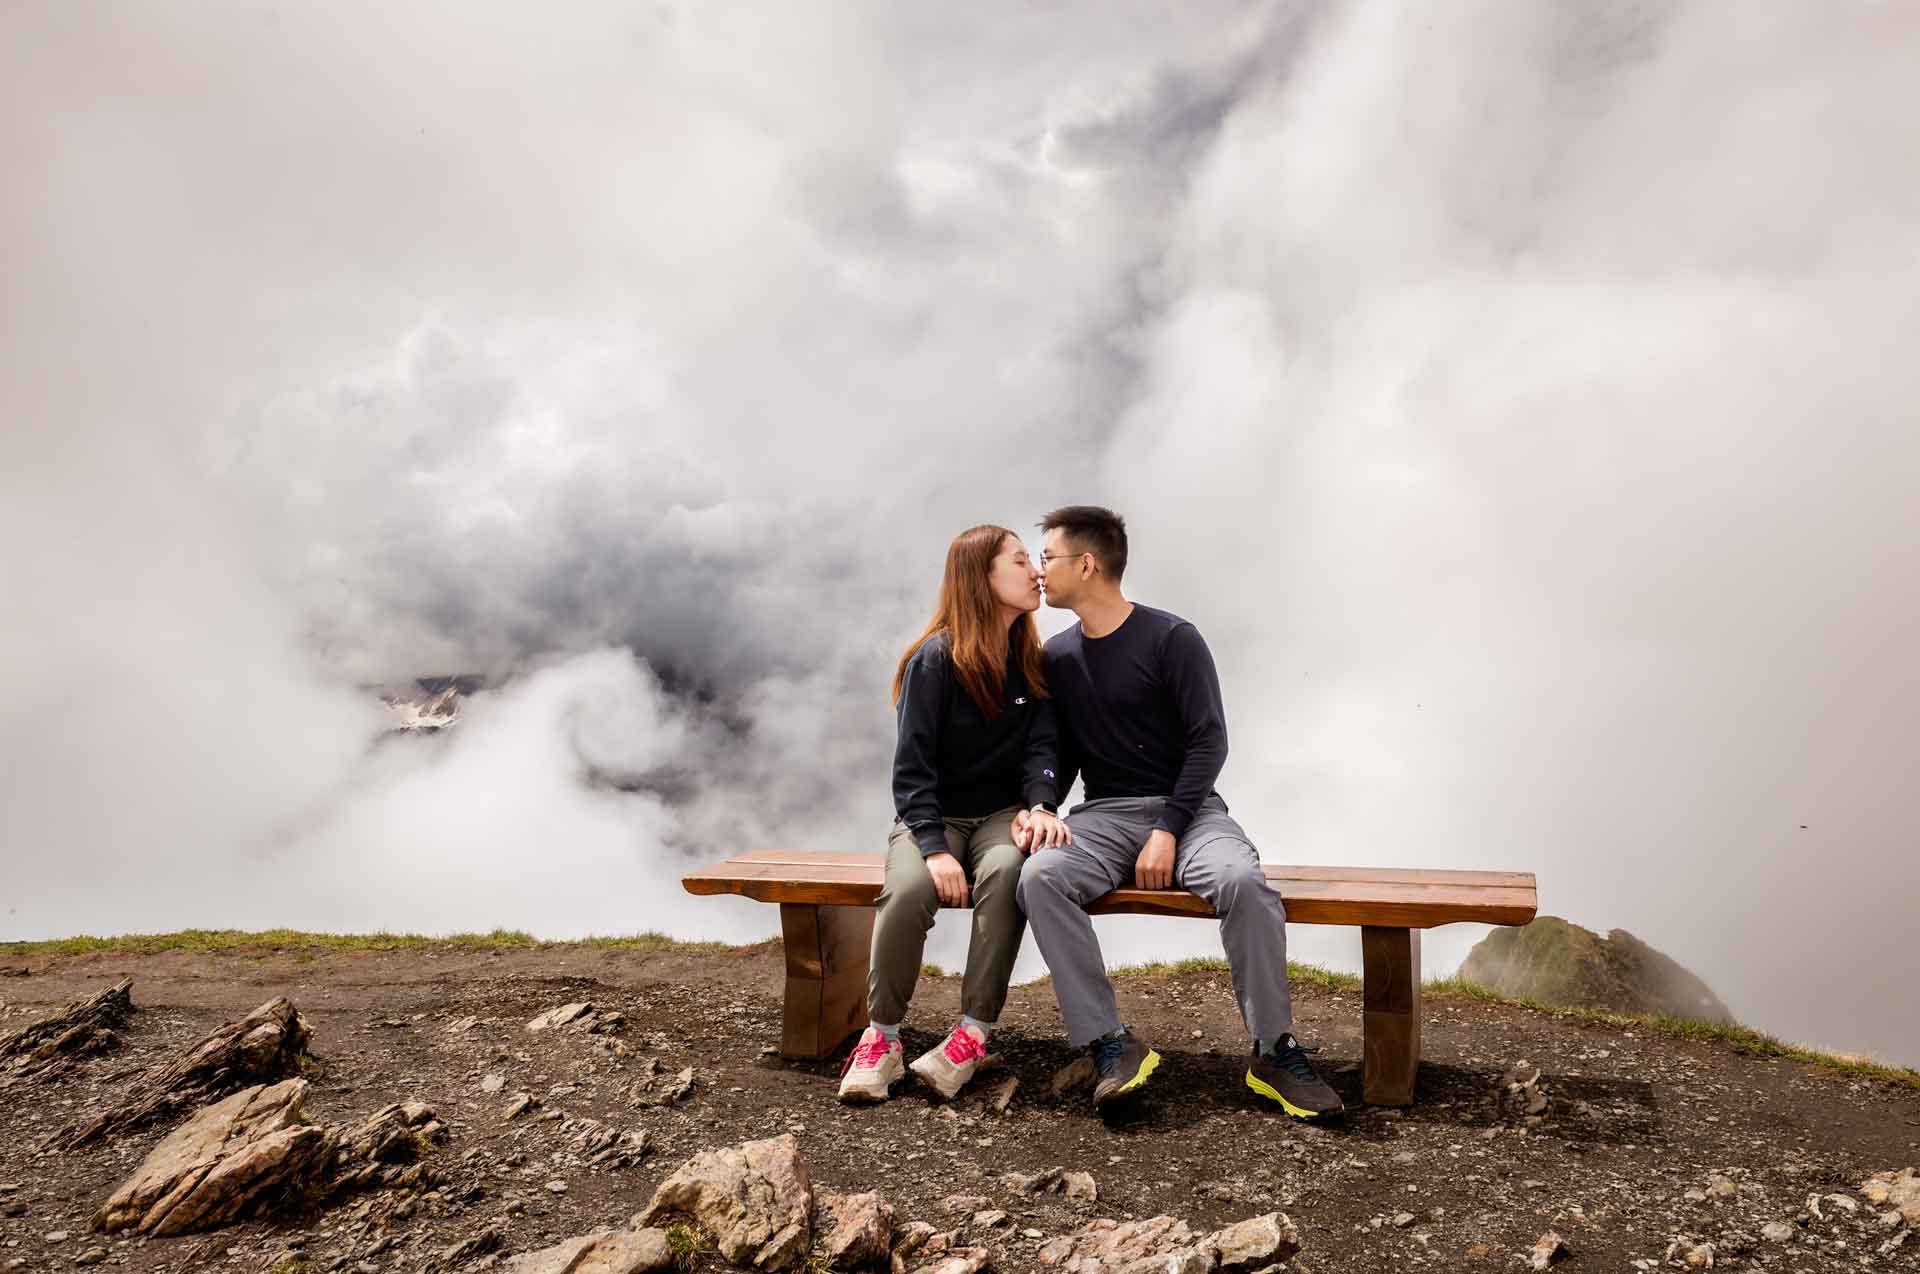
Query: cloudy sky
xmin=4 ymin=1 xmax=1917 ymax=1065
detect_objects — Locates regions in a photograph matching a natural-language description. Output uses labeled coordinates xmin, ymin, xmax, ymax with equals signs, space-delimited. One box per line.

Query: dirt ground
xmin=1 ymin=940 xmax=1916 ymax=1273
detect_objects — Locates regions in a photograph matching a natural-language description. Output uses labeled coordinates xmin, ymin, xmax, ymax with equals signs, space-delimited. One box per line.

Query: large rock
xmin=1205 ymin=1213 xmax=1301 ymax=1270
xmin=1458 ymin=916 xmax=1733 ymax=1023
xmin=94 ymin=1079 xmax=330 ymax=1236
xmin=1862 ymin=1169 xmax=1920 ymax=1226
xmin=639 ymin=1134 xmax=812 ymax=1270
xmin=51 ymin=996 xmax=310 ymax=1148
xmin=1039 ymin=1216 xmax=1203 ymax=1272
xmin=0 ymin=979 xmax=134 ymax=1086
xmin=499 ymin=1228 xmax=672 ymax=1273
xmin=816 ymin=1190 xmax=894 ymax=1268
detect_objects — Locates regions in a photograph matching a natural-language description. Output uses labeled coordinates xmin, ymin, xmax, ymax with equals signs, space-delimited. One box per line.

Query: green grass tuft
xmin=0 ymin=927 xmax=758 ymax=958
xmin=663 ymin=1221 xmax=712 ymax=1272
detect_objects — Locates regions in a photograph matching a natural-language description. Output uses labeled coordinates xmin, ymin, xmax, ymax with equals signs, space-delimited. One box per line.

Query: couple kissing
xmin=839 ymin=505 xmax=1342 ymax=1121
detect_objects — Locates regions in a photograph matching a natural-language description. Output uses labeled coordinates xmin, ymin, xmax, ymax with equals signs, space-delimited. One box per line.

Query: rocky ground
xmin=1 ymin=939 xmax=1916 ymax=1272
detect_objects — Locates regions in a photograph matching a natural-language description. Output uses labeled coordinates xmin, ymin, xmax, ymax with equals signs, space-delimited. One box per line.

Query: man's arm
xmin=891 ymin=647 xmax=950 ymax=858
xmin=1154 ymin=621 xmax=1228 ymax=840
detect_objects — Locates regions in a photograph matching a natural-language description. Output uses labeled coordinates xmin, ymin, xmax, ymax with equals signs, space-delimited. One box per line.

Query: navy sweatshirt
xmin=1043 ymin=604 xmax=1228 ymax=840
xmin=892 ymin=630 xmax=1061 ymax=858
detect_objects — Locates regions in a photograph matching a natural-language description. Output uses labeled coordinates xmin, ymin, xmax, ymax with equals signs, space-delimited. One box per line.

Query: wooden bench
xmin=682 ymin=850 xmax=1537 ymax=1106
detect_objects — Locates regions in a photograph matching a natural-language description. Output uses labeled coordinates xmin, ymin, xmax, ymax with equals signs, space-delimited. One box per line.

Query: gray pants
xmin=868 ymin=806 xmax=1027 ymax=1026
xmin=1017 ymin=795 xmax=1292 ymax=1046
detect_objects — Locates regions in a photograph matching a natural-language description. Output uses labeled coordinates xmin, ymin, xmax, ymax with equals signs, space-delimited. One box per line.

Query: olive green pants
xmin=868 ymin=805 xmax=1027 ymax=1026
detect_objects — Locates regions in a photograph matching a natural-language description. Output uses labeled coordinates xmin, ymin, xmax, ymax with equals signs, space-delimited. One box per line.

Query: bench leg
xmin=778 ymin=903 xmax=874 ymax=1059
xmin=1361 ymin=926 xmax=1422 ymax=1106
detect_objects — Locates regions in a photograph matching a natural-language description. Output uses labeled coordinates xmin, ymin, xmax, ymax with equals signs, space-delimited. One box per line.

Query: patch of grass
xmin=921 ymin=962 xmax=947 ymax=978
xmin=0 ymin=928 xmax=761 ymax=958
xmin=267 ymin=1259 xmax=315 ymax=1274
xmin=1110 ymin=957 xmax=1362 ymax=991
xmin=663 ymin=1221 xmax=712 ymax=1272
xmin=1423 ymin=978 xmax=1920 ymax=1092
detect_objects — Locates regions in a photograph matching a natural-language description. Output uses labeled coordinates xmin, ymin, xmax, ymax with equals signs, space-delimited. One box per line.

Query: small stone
xmin=1528 ymin=1230 xmax=1568 ymax=1270
xmin=526 ymin=1003 xmax=593 ymax=1033
xmin=503 ymin=1092 xmax=538 ymax=1121
xmin=1683 ymin=1243 xmax=1715 ymax=1269
xmin=1706 ymin=1175 xmax=1737 ymax=1198
xmin=74 ymin=1249 xmax=107 ymax=1267
xmin=1760 ymin=1221 xmax=1795 ymax=1243
xmin=1191 ymin=1029 xmax=1204 ymax=1039
xmin=1392 ymin=1212 xmax=1416 ymax=1228
xmin=972 ymin=1209 xmax=1010 ymax=1228
xmin=987 ymin=1076 xmax=1019 ymax=1115
xmin=1022 ymin=1228 xmax=1043 ymax=1239
xmin=1050 ymin=1055 xmax=1097 ymax=1096
xmin=45 ymin=1232 xmax=69 ymax=1243
xmin=545 ymin=1179 xmax=567 ymax=1194
xmin=480 ymin=1073 xmax=506 ymax=1094
xmin=1063 ymin=1171 xmax=1098 ymax=1202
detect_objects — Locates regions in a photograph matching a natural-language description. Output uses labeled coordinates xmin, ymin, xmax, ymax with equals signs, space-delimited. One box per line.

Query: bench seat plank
xmin=683 ymin=854 xmax=1537 ymax=928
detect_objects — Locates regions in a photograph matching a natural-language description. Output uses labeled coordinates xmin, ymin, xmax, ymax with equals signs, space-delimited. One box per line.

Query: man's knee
xmin=1199 ymin=844 xmax=1268 ymax=909
xmin=1017 ymin=851 xmax=1068 ymax=909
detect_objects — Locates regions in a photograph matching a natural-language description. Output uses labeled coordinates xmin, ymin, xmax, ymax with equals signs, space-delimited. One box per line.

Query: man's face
xmin=1039 ymin=527 xmax=1090 ymax=609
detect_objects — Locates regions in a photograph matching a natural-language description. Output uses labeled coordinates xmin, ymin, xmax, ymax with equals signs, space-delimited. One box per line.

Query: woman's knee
xmin=972 ymin=844 xmax=1027 ymax=892
xmin=877 ymin=866 xmax=940 ymax=923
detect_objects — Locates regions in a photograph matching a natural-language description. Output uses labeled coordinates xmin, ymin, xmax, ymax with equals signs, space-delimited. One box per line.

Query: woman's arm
xmin=891 ymin=644 xmax=950 ymax=858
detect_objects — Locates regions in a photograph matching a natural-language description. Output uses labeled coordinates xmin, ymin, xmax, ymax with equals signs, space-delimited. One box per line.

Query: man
xmin=1013 ymin=505 xmax=1343 ymax=1118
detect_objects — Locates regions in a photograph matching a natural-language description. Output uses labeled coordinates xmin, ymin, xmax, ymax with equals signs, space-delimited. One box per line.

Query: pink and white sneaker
xmin=910 ymin=1023 xmax=988 ymax=1100
xmin=837 ymin=1027 xmax=904 ymax=1104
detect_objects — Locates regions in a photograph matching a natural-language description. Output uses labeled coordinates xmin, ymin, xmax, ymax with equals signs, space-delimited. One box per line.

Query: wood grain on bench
xmin=683 ymin=852 xmax=1536 ymax=929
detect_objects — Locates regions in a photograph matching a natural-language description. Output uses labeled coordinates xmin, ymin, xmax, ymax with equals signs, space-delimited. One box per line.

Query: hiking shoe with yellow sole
xmin=1245 ymin=1034 xmax=1344 ymax=1118
xmin=1090 ymin=1029 xmax=1161 ymax=1107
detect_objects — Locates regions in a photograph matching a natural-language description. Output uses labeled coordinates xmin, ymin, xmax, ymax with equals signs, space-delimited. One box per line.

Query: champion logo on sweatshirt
xmin=1014 ymin=696 xmax=1028 ymax=705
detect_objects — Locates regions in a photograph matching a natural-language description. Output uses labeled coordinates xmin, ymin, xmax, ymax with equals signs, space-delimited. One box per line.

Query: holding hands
xmin=1011 ymin=808 xmax=1073 ymax=853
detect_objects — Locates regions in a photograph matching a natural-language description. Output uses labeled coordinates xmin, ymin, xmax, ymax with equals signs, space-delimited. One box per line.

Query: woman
xmin=839 ymin=524 xmax=1073 ymax=1103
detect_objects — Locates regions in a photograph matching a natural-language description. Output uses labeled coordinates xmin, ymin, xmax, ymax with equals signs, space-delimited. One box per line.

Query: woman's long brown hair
xmin=891 ymin=525 xmax=1049 ymax=719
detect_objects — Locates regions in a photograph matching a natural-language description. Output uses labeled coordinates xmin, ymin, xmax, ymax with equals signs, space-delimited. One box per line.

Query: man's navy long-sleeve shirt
xmin=1043 ymin=604 xmax=1227 ymax=841
xmin=892 ymin=631 xmax=1061 ymax=858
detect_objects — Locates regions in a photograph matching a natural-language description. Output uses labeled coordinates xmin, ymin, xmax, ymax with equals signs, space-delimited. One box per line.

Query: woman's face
xmin=988 ymin=535 xmax=1042 ymax=614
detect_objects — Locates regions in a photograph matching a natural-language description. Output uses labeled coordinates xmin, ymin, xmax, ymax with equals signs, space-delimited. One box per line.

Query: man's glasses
xmin=1039 ymin=551 xmax=1088 ymax=570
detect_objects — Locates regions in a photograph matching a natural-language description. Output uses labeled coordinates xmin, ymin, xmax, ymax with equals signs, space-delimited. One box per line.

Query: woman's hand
xmin=1013 ymin=808 xmax=1072 ymax=853
xmin=925 ymin=852 xmax=970 ymax=907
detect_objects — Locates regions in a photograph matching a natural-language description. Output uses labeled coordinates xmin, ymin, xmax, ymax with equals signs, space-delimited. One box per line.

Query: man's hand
xmin=1013 ymin=808 xmax=1071 ymax=854
xmin=1133 ymin=828 xmax=1176 ymax=890
xmin=925 ymin=852 xmax=970 ymax=907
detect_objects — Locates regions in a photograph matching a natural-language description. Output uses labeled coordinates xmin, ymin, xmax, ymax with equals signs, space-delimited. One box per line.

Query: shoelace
xmin=1090 ymin=1033 xmax=1127 ymax=1073
xmin=842 ymin=1032 xmax=893 ymax=1076
xmin=1264 ymin=1037 xmax=1322 ymax=1083
xmin=942 ymin=1028 xmax=986 ymax=1066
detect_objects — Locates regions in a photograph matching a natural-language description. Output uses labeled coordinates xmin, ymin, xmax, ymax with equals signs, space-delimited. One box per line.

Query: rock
xmin=639 ymin=1134 xmax=812 ymax=1270
xmin=437 ymin=1229 xmax=504 ymax=1264
xmin=546 ymin=1180 xmax=568 ymax=1194
xmin=93 ymin=1079 xmax=331 ymax=1235
xmin=45 ymin=1231 xmax=69 ymax=1242
xmin=986 ymin=1077 xmax=1019 ymax=1115
xmin=972 ymin=1210 xmax=1009 ymax=1229
xmin=0 ymin=978 xmax=133 ymax=1086
xmin=1206 ymin=1213 xmax=1302 ymax=1270
xmin=1062 ymin=1171 xmax=1098 ymax=1202
xmin=1050 ymin=1055 xmax=1097 ymax=1096
xmin=1007 ymin=1167 xmax=1095 ymax=1200
xmin=561 ymin=1115 xmax=652 ymax=1169
xmin=499 ymin=1227 xmax=673 ymax=1273
xmin=1684 ymin=1242 xmax=1715 ymax=1268
xmin=526 ymin=1003 xmax=595 ymax=1032
xmin=1459 ymin=916 xmax=1735 ymax=1022
xmin=816 ymin=1190 xmax=894 ymax=1268
xmin=1392 ymin=1212 xmax=1416 ymax=1228
xmin=446 ymin=1016 xmax=480 ymax=1034
xmin=1039 ymin=1216 xmax=1199 ymax=1272
xmin=1706 ymin=1174 xmax=1737 ymax=1198
xmin=629 ymin=1059 xmax=698 ymax=1108
xmin=481 ymin=1073 xmax=506 ymax=1093
xmin=1528 ymin=1230 xmax=1568 ymax=1270
xmin=73 ymin=1248 xmax=107 ymax=1266
xmin=1861 ymin=1168 xmax=1920 ymax=1226
xmin=504 ymin=1092 xmax=539 ymax=1121
xmin=914 ymin=1251 xmax=989 ymax=1274
xmin=334 ymin=1101 xmax=445 ymax=1165
xmin=1760 ymin=1221 xmax=1795 ymax=1242
xmin=942 ymin=1194 xmax=991 ymax=1215
xmin=48 ymin=996 xmax=309 ymax=1149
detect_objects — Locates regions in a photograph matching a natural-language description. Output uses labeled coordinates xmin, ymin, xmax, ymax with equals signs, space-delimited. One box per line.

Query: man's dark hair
xmin=1039 ymin=505 xmax=1128 ymax=583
